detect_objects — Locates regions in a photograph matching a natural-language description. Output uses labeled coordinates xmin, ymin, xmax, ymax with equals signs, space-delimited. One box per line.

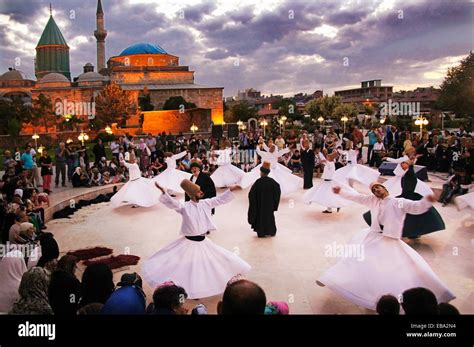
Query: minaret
xmin=94 ymin=0 xmax=107 ymax=72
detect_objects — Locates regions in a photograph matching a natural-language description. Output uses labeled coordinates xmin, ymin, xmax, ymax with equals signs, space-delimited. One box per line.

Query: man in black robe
xmin=248 ymin=161 xmax=281 ymax=238
xmin=186 ymin=161 xmax=217 ymax=213
xmin=300 ymin=140 xmax=315 ymax=189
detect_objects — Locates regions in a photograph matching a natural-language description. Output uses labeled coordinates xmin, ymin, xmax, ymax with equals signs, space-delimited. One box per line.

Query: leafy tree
xmin=437 ymin=52 xmax=474 ymax=118
xmin=274 ymin=98 xmax=301 ymax=120
xmin=229 ymin=101 xmax=257 ymax=122
xmin=31 ymin=93 xmax=56 ymax=132
xmin=95 ymin=82 xmax=133 ymax=128
xmin=7 ymin=118 xmax=21 ymax=137
xmin=0 ymin=98 xmax=32 ymax=135
xmin=334 ymin=103 xmax=358 ymax=119
xmin=305 ymin=95 xmax=342 ymax=120
xmin=163 ymin=96 xmax=196 ymax=110
xmin=138 ymin=92 xmax=154 ymax=112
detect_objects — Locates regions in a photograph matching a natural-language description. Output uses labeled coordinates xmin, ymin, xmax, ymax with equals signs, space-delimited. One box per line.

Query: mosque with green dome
xmin=0 ymin=0 xmax=223 ymax=134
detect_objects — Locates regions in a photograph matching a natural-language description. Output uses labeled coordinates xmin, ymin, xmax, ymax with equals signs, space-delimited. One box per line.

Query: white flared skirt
xmin=110 ymin=177 xmax=161 ymax=207
xmin=303 ymin=180 xmax=355 ymax=208
xmin=240 ymin=163 xmax=303 ymax=195
xmin=383 ymin=176 xmax=433 ymax=197
xmin=152 ymin=168 xmax=192 ymax=193
xmin=456 ymin=192 xmax=474 ymax=210
xmin=142 ymin=237 xmax=252 ymax=299
xmin=318 ymin=228 xmax=455 ymax=310
xmin=211 ymin=164 xmax=246 ymax=188
xmin=333 ymin=164 xmax=380 ymax=187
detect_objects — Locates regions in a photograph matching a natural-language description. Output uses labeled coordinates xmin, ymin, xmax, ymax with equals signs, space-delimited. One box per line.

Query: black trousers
xmin=303 ymin=168 xmax=313 ymax=189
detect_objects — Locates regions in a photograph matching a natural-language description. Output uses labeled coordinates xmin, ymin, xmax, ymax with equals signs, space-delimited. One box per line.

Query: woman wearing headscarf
xmin=9 ymin=267 xmax=53 ymax=315
xmin=79 ymin=263 xmax=114 ymax=308
xmin=37 ymin=233 xmax=60 ymax=271
xmin=138 ymin=138 xmax=151 ymax=173
xmin=0 ymin=250 xmax=27 ymax=313
xmin=48 ymin=255 xmax=81 ymax=316
xmin=101 ymin=272 xmax=146 ymax=315
xmin=101 ymin=286 xmax=145 ymax=315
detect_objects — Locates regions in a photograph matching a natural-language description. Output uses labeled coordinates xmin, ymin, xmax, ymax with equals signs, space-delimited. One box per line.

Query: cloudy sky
xmin=0 ymin=0 xmax=472 ymax=97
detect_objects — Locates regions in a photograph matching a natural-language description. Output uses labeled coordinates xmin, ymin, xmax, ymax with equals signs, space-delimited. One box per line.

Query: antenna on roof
xmin=50 ymin=3 xmax=52 ymax=16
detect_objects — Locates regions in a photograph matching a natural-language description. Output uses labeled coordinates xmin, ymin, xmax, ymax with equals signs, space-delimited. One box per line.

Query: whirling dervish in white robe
xmin=152 ymin=151 xmax=192 ymax=194
xmin=210 ymin=147 xmax=246 ymax=188
xmin=317 ymin=184 xmax=455 ymax=311
xmin=456 ymin=191 xmax=474 ymax=210
xmin=240 ymin=142 xmax=303 ymax=194
xmin=333 ymin=141 xmax=380 ymax=187
xmin=142 ymin=181 xmax=251 ymax=299
xmin=303 ymin=151 xmax=355 ymax=211
xmin=383 ymin=155 xmax=433 ymax=197
xmin=111 ymin=152 xmax=161 ymax=207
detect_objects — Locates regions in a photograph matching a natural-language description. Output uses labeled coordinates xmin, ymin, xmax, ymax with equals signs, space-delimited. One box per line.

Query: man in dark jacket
xmin=248 ymin=161 xmax=281 ymax=238
xmin=301 ymin=140 xmax=315 ymax=189
xmin=92 ymin=139 xmax=107 ymax=164
xmin=186 ymin=161 xmax=217 ymax=213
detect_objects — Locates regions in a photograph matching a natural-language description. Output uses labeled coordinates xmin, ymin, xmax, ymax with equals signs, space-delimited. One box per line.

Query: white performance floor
xmin=47 ymin=181 xmax=474 ymax=314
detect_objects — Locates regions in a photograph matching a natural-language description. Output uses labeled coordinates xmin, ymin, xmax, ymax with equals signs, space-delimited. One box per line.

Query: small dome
xmin=39 ymin=72 xmax=70 ymax=83
xmin=119 ymin=43 xmax=167 ymax=56
xmin=85 ymin=63 xmax=94 ymax=67
xmin=0 ymin=69 xmax=28 ymax=81
xmin=77 ymin=71 xmax=104 ymax=82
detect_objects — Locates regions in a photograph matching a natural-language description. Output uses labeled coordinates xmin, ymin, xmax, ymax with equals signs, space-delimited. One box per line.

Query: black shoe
xmin=322 ymin=210 xmax=332 ymax=214
xmin=337 ymin=208 xmax=340 ymax=213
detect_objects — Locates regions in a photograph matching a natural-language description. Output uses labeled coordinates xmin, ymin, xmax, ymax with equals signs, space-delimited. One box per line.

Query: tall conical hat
xmin=180 ymin=179 xmax=201 ymax=200
xmin=260 ymin=161 xmax=271 ymax=174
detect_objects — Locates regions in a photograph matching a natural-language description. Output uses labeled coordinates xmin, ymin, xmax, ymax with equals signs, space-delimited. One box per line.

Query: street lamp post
xmin=281 ymin=115 xmax=287 ymax=133
xmin=415 ymin=116 xmax=429 ymax=137
xmin=364 ymin=114 xmax=371 ymax=128
xmin=32 ymin=133 xmax=39 ymax=150
xmin=260 ymin=119 xmax=268 ymax=137
xmin=237 ymin=120 xmax=246 ymax=132
xmin=190 ymin=124 xmax=198 ymax=134
xmin=318 ymin=116 xmax=324 ymax=125
xmin=278 ymin=119 xmax=284 ymax=133
xmin=341 ymin=116 xmax=348 ymax=134
xmin=78 ymin=130 xmax=89 ymax=146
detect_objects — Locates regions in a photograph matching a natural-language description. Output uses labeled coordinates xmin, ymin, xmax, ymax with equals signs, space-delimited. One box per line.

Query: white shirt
xmin=386 ymin=155 xmax=416 ymax=177
xmin=322 ymin=161 xmax=336 ymax=180
xmin=373 ymin=142 xmax=385 ymax=151
xmin=214 ymin=148 xmax=233 ymax=166
xmin=165 ymin=151 xmax=187 ymax=170
xmin=346 ymin=149 xmax=358 ymax=165
xmin=159 ymin=190 xmax=234 ymax=236
xmin=339 ymin=189 xmax=432 ymax=239
xmin=123 ymin=162 xmax=141 ymax=180
xmin=110 ymin=141 xmax=120 ymax=154
xmin=256 ymin=145 xmax=290 ymax=169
